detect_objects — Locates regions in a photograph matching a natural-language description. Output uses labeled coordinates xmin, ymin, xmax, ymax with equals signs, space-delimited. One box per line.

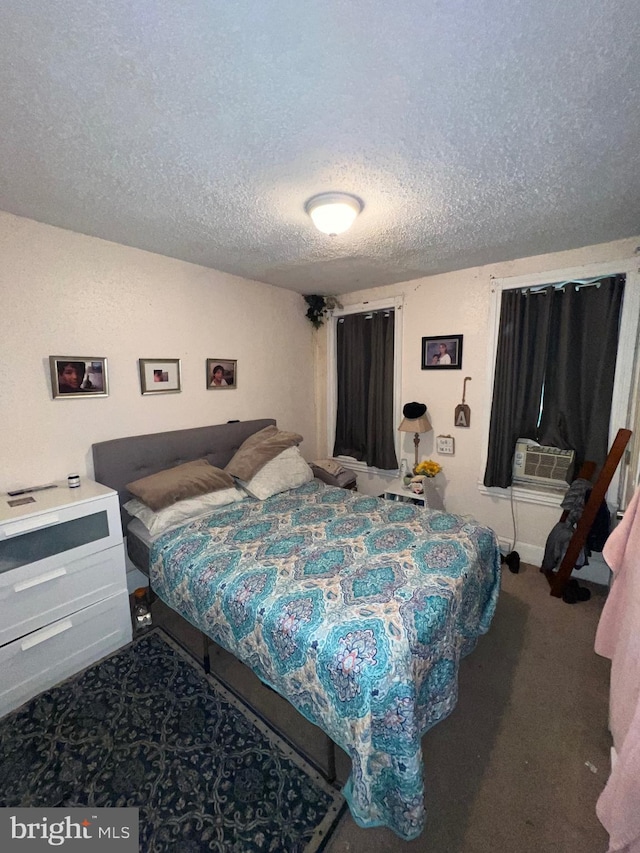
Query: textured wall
xmin=0 ymin=211 xmax=317 ymax=491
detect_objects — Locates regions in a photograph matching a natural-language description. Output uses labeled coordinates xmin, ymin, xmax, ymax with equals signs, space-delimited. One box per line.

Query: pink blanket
xmin=595 ymin=484 xmax=640 ymax=853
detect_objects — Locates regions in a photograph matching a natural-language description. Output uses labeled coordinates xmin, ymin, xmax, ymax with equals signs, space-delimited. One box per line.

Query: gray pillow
xmin=310 ymin=463 xmax=357 ymax=489
xmin=225 ymin=427 xmax=303 ymax=482
xmin=126 ymin=459 xmax=234 ymax=511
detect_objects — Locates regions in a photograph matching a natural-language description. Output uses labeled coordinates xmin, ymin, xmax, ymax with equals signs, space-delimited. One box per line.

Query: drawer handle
xmin=14 ymin=567 xmax=68 ymax=592
xmin=21 ymin=618 xmax=73 ymax=651
xmin=1 ymin=512 xmax=60 ymax=538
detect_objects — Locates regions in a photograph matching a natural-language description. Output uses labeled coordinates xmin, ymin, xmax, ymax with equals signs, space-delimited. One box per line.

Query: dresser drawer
xmin=0 ymin=589 xmax=132 ymax=718
xmin=0 ymin=490 xmax=122 ymax=576
xmin=0 ymin=544 xmax=127 ymax=647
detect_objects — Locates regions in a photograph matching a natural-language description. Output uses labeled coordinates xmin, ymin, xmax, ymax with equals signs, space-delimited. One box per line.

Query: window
xmin=481 ymin=259 xmax=640 ymax=506
xmin=327 ymin=297 xmax=403 ymax=472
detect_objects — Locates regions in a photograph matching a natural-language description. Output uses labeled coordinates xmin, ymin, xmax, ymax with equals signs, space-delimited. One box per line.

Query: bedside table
xmin=0 ymin=479 xmax=132 ymax=717
xmin=383 ymin=477 xmax=445 ymax=511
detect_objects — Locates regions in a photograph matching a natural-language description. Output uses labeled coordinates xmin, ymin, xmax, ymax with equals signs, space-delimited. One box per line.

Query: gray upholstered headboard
xmin=92 ymin=418 xmax=276 ymax=532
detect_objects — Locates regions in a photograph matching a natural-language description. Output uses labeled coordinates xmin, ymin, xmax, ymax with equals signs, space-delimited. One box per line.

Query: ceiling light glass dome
xmin=305 ymin=192 xmax=363 ymax=236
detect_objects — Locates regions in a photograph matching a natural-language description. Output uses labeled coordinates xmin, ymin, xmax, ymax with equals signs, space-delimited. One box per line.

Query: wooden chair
xmin=545 ymin=429 xmax=632 ymax=598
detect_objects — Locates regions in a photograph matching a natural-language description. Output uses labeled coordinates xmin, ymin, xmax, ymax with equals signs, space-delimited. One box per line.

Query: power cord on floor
xmin=500 ymin=483 xmax=521 ymax=573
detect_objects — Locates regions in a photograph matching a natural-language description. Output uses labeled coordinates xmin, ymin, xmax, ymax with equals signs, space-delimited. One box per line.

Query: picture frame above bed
xmin=207 ymin=359 xmax=237 ymax=390
xmin=49 ymin=356 xmax=108 ymax=398
xmin=421 ymin=334 xmax=463 ymax=370
xmin=139 ymin=359 xmax=181 ymax=394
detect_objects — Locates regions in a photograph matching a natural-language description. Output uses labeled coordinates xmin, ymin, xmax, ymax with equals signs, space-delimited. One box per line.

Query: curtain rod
xmin=337 ymin=308 xmax=394 ymax=320
xmin=525 ymin=274 xmax=620 ymax=295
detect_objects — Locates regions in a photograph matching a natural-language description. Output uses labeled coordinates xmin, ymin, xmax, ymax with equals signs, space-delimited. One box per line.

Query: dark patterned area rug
xmin=0 ymin=628 xmax=345 ymax=852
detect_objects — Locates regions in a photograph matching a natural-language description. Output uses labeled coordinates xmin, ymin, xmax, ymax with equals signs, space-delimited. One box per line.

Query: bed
xmin=93 ymin=419 xmax=501 ymax=841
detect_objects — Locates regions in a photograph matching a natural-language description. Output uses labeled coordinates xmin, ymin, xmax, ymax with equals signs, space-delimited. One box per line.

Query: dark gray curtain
xmin=484 ymin=275 xmax=625 ymax=488
xmin=483 ymin=288 xmax=554 ymax=487
xmin=333 ymin=311 xmax=398 ymax=469
xmin=538 ymin=275 xmax=625 ymax=474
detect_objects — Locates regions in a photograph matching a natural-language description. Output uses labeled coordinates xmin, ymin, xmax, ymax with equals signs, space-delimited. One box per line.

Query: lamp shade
xmin=398 ymin=413 xmax=432 ymax=434
xmin=305 ymin=192 xmax=362 ymax=236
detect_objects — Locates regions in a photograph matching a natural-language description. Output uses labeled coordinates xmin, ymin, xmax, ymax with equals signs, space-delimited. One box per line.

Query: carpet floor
xmin=0 ymin=628 xmax=345 ymax=852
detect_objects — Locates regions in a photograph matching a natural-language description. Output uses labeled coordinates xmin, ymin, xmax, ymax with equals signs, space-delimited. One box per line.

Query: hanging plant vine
xmin=303 ymin=294 xmax=342 ymax=328
xmin=304 ymin=295 xmax=328 ymax=328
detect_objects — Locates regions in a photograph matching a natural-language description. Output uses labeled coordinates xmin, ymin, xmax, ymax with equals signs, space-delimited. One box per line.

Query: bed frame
xmin=91 ymin=418 xmax=338 ymax=783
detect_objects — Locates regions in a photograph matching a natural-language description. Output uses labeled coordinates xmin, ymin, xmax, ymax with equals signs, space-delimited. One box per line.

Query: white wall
xmin=328 ymin=236 xmax=640 ymax=574
xmin=0 ymin=211 xmax=317 ymax=491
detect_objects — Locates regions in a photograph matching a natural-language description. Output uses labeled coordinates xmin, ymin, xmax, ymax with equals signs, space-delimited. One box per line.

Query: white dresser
xmin=0 ymin=479 xmax=132 ymax=717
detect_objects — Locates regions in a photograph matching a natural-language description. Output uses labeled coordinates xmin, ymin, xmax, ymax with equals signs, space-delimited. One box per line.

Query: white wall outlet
xmin=436 ymin=435 xmax=455 ymax=455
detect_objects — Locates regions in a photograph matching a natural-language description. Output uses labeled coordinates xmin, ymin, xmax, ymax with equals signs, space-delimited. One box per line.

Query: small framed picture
xmin=207 ymin=359 xmax=237 ymax=390
xmin=139 ymin=359 xmax=181 ymax=394
xmin=49 ymin=356 xmax=109 ymax=398
xmin=421 ymin=335 xmax=463 ymax=370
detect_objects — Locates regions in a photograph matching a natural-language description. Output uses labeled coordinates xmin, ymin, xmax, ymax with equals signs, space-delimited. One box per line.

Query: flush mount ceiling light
xmin=305 ymin=192 xmax=363 ymax=236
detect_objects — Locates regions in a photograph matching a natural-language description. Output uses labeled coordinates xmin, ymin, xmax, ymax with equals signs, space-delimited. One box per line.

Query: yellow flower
xmin=414 ymin=459 xmax=442 ymax=478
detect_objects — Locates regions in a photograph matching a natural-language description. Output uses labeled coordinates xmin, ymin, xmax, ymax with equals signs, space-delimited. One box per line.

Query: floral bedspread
xmin=149 ymin=480 xmax=501 ymax=840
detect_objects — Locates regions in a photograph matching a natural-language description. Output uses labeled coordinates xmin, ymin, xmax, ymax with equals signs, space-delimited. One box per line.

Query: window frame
xmin=326 ymin=295 xmax=404 ymax=474
xmin=478 ymin=258 xmax=640 ymax=508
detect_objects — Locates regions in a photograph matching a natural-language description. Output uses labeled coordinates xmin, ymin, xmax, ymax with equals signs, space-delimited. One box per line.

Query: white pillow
xmin=239 ymin=446 xmax=313 ymax=500
xmin=124 ymin=487 xmax=246 ymax=537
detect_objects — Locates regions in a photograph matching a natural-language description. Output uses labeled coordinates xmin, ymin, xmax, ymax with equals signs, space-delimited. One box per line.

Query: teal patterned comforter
xmin=150 ymin=480 xmax=501 ymax=840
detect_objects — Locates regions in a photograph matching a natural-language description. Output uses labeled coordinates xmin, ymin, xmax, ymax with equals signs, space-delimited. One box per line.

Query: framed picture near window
xmin=421 ymin=335 xmax=463 ymax=370
xmin=207 ymin=359 xmax=237 ymax=389
xmin=139 ymin=359 xmax=181 ymax=394
xmin=49 ymin=356 xmax=109 ymax=398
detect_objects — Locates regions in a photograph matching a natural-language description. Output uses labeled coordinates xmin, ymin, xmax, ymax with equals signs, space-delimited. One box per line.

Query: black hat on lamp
xmin=398 ymin=402 xmax=432 ymax=471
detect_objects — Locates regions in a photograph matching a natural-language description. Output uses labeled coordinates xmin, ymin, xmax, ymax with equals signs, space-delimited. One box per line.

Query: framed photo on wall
xmin=421 ymin=335 xmax=463 ymax=370
xmin=49 ymin=356 xmax=109 ymax=398
xmin=139 ymin=358 xmax=181 ymax=394
xmin=207 ymin=359 xmax=237 ymax=389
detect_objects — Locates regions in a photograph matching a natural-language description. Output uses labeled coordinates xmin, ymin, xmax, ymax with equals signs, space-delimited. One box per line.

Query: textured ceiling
xmin=1 ymin=1 xmax=639 ymax=296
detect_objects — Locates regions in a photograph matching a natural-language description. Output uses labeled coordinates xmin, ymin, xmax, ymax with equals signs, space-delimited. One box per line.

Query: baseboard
xmin=497 ymin=539 xmax=610 ymax=586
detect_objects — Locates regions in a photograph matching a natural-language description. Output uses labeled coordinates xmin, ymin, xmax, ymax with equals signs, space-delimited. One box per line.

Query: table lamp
xmin=398 ymin=402 xmax=432 ymax=472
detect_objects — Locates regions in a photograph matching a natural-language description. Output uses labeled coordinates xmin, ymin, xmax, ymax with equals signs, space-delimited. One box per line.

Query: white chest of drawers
xmin=0 ymin=480 xmax=132 ymax=717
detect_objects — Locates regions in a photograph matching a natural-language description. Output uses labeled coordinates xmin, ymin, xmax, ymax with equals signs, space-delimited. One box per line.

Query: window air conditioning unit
xmin=513 ymin=441 xmax=575 ymax=487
